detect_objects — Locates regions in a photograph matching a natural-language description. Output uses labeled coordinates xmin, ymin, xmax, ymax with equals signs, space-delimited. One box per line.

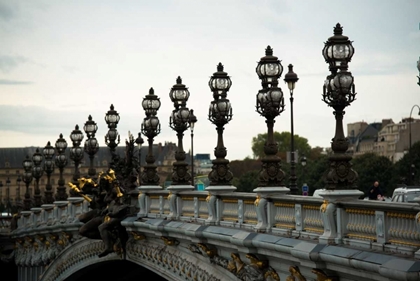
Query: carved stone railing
xmin=4 ymin=189 xmax=420 ymax=280
xmin=135 ymin=190 xmax=420 ymax=259
xmin=10 ymin=198 xmax=87 ymax=281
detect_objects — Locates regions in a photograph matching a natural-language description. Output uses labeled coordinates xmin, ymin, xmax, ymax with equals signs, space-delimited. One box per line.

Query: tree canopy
xmin=251 ymin=131 xmax=312 ymax=161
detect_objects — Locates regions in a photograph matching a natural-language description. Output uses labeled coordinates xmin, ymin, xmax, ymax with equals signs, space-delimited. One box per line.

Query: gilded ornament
xmin=320 ymin=200 xmax=329 ymax=213
xmin=254 ymin=195 xmax=261 ymax=207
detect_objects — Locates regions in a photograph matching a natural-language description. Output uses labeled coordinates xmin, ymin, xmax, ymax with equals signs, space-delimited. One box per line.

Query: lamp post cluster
xmin=321 ymin=23 xmax=359 ymax=192
xmin=69 ymin=125 xmax=84 ymax=185
xmin=84 ymin=115 xmax=99 ymax=177
xmin=22 ymin=155 xmax=33 ymax=211
xmin=254 ymin=46 xmax=287 ymax=191
xmin=168 ymin=76 xmax=193 ymax=186
xmin=140 ymin=88 xmax=161 ymax=186
xmin=207 ymin=63 xmax=234 ymax=186
xmin=105 ymin=104 xmax=121 ymax=158
xmin=32 ymin=148 xmax=44 ymax=207
xmin=43 ymin=141 xmax=55 ymax=204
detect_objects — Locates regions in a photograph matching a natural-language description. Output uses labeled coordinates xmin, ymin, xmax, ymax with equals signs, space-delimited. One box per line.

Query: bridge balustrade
xmin=10 ymin=191 xmax=420 ymax=259
xmin=6 ymin=190 xmax=420 ymax=281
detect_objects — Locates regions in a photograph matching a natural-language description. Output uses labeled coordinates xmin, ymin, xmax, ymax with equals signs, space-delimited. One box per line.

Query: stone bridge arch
xmin=39 ymin=237 xmax=235 ymax=281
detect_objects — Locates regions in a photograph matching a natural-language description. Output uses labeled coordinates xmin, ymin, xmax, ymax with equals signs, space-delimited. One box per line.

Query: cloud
xmin=0 ymin=55 xmax=28 ymax=73
xmin=0 ymin=2 xmax=15 ymax=21
xmin=0 ymin=79 xmax=33 ymax=85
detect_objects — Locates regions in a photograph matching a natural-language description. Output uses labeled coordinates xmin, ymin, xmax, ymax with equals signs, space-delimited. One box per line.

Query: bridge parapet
xmin=137 ymin=190 xmax=420 ymax=259
xmin=7 ymin=191 xmax=420 ymax=281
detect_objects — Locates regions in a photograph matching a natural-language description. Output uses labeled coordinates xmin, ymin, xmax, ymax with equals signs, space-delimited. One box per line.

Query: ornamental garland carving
xmin=127 ymin=240 xmax=221 ymax=281
xmin=188 ymin=242 xmax=280 ymax=281
xmin=14 ymin=231 xmax=81 ymax=267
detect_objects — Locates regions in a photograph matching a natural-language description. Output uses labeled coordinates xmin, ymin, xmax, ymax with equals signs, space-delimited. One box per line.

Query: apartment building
xmin=347 ymin=118 xmax=420 ymax=163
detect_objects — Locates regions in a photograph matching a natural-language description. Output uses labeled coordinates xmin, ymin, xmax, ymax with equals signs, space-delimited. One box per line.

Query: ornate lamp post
xmin=321 ymin=23 xmax=361 ymax=196
xmin=43 ymin=141 xmax=55 ymax=204
xmin=284 ymin=64 xmax=299 ymax=194
xmin=84 ymin=115 xmax=99 ymax=178
xmin=55 ymin=133 xmax=68 ymax=200
xmin=135 ymin=132 xmax=144 ymax=185
xmin=207 ymin=63 xmax=234 ymax=186
xmin=32 ymin=148 xmax=44 ymax=207
xmin=22 ymin=156 xmax=33 ymax=210
xmin=140 ymin=88 xmax=161 ymax=186
xmin=5 ymin=177 xmax=10 ymax=214
xmin=70 ymin=125 xmax=84 ymax=186
xmin=204 ymin=63 xmax=236 ymax=226
xmin=255 ymin=46 xmax=287 ymax=191
xmin=168 ymin=76 xmax=193 ymax=186
xmin=409 ymin=105 xmax=420 ymax=150
xmin=105 ymin=104 xmax=120 ymax=158
xmin=189 ymin=109 xmax=197 ymax=187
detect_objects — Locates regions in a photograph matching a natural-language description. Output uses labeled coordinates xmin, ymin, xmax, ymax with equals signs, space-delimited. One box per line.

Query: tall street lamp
xmin=22 ymin=155 xmax=33 ymax=210
xmin=84 ymin=115 xmax=99 ymax=178
xmin=140 ymin=88 xmax=161 ymax=186
xmin=135 ymin=132 xmax=144 ymax=185
xmin=0 ymin=181 xmax=2 ymax=206
xmin=207 ymin=63 xmax=234 ymax=186
xmin=55 ymin=133 xmax=69 ymax=200
xmin=189 ymin=109 xmax=197 ymax=187
xmin=284 ymin=64 xmax=299 ymax=194
xmin=321 ymin=23 xmax=359 ymax=193
xmin=43 ymin=141 xmax=55 ymax=204
xmin=32 ymin=148 xmax=44 ymax=207
xmin=105 ymin=104 xmax=121 ymax=159
xmin=409 ymin=104 xmax=420 ymax=150
xmin=5 ymin=177 xmax=10 ymax=214
xmin=255 ymin=46 xmax=286 ymax=190
xmin=168 ymin=76 xmax=193 ymax=186
xmin=70 ymin=125 xmax=84 ymax=186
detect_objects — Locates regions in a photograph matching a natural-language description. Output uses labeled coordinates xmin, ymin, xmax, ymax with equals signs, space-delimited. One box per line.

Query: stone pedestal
xmin=204 ymin=185 xmax=236 ymax=225
xmin=318 ymin=189 xmax=363 ymax=244
xmin=167 ymin=185 xmax=195 ymax=220
xmin=137 ymin=185 xmax=162 ymax=218
xmin=253 ymin=186 xmax=290 ymax=232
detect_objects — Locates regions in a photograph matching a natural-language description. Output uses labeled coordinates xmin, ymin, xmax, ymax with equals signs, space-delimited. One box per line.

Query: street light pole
xmin=322 ymin=23 xmax=358 ymax=191
xmin=84 ymin=115 xmax=99 ymax=178
xmin=22 ymin=155 xmax=33 ymax=211
xmin=135 ymin=132 xmax=144 ymax=185
xmin=32 ymin=148 xmax=44 ymax=207
xmin=409 ymin=104 xmax=420 ymax=150
xmin=208 ymin=63 xmax=234 ymax=186
xmin=168 ymin=77 xmax=194 ymax=186
xmin=43 ymin=141 xmax=55 ymax=204
xmin=284 ymin=64 xmax=299 ymax=194
xmin=55 ymin=133 xmax=68 ymax=200
xmin=189 ymin=109 xmax=197 ymax=187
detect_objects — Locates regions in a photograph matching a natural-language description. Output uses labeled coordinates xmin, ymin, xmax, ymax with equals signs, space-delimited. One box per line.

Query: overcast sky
xmin=0 ymin=0 xmax=419 ymax=161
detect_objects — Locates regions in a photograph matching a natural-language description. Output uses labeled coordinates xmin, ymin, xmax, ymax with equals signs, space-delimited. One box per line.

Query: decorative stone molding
xmin=127 ymin=240 xmax=224 ymax=281
xmin=188 ymin=242 xmax=280 ymax=281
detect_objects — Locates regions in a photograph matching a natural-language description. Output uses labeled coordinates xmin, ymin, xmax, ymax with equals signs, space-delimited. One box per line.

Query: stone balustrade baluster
xmin=41 ymin=204 xmax=55 ymax=226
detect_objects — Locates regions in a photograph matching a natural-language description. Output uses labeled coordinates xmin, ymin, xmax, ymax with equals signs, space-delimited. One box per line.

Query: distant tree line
xmin=230 ymin=131 xmax=420 ymax=197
